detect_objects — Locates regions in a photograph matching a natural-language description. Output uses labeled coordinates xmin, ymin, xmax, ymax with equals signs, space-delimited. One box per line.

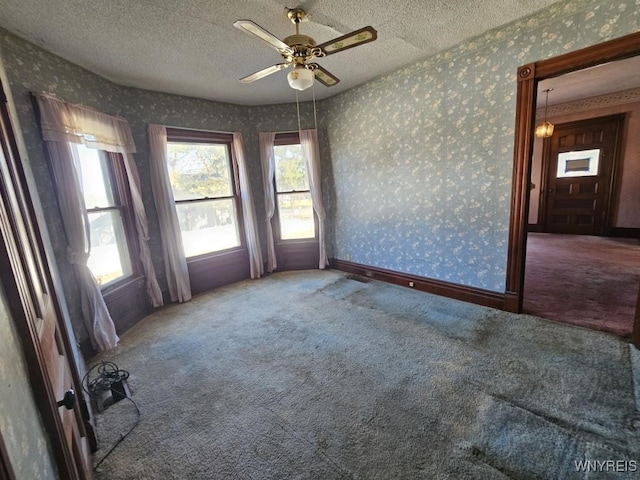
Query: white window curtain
xmin=259 ymin=132 xmax=278 ymax=272
xmin=118 ymin=152 xmax=163 ymax=307
xmin=36 ymin=93 xmax=136 ymax=154
xmin=147 ymin=124 xmax=191 ymax=303
xmin=232 ymin=133 xmax=263 ymax=279
xmin=46 ymin=141 xmax=118 ymax=351
xmin=299 ymin=129 xmax=329 ymax=269
xmin=34 ymin=93 xmax=162 ymax=351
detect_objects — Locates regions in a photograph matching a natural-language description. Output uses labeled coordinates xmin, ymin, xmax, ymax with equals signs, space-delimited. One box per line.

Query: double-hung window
xmin=165 ymin=130 xmax=242 ymax=257
xmin=273 ymin=134 xmax=316 ymax=241
xmin=74 ymin=143 xmax=133 ymax=286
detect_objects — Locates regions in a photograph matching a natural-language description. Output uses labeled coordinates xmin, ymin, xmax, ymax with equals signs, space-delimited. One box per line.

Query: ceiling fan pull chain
xmin=295 ymin=90 xmax=302 ymax=136
xmin=312 ymin=83 xmax=318 ymax=131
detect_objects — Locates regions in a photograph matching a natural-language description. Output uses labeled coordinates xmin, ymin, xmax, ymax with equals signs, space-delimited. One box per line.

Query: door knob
xmin=57 ymin=389 xmax=76 ymax=410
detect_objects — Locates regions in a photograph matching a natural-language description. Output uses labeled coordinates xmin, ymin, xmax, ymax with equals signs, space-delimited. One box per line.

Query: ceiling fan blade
xmin=233 ymin=20 xmax=293 ymax=55
xmin=240 ymin=63 xmax=290 ymax=83
xmin=308 ymin=64 xmax=340 ymax=87
xmin=317 ymin=26 xmax=377 ymax=56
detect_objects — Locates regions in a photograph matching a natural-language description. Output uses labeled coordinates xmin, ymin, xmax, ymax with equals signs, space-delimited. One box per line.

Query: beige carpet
xmin=92 ymin=270 xmax=640 ymax=479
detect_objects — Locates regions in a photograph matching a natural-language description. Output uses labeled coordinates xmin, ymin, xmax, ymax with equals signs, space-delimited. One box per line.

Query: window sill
xmin=186 ymin=246 xmax=247 ymax=264
xmin=100 ymin=275 xmax=145 ymax=297
xmin=276 ymin=238 xmax=318 ymax=246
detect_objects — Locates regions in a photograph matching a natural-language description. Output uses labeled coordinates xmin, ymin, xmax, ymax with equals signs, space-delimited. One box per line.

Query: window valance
xmin=34 ymin=93 xmax=136 ymax=154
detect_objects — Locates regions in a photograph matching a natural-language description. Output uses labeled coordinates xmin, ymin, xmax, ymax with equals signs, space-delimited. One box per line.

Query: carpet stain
xmin=345 ymin=274 xmax=372 ymax=283
xmin=92 ymin=270 xmax=640 ymax=480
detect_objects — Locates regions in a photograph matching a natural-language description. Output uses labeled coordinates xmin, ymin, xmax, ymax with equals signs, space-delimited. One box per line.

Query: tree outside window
xmin=166 ymin=137 xmax=241 ymax=257
xmin=273 ymin=142 xmax=315 ymax=240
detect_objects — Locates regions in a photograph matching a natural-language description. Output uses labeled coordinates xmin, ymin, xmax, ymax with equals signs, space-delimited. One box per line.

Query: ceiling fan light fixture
xmin=235 ymin=8 xmax=376 ymax=90
xmin=287 ymin=65 xmax=314 ymax=91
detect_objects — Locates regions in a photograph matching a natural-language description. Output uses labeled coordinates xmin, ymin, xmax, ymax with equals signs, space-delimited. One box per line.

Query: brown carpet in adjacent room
xmin=523 ymin=233 xmax=640 ymax=337
xmin=90 ymin=270 xmax=640 ymax=479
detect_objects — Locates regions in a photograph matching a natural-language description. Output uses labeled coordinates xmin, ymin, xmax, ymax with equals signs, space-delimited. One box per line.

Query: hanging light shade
xmin=535 ymin=88 xmax=554 ymax=138
xmin=535 ymin=121 xmax=554 ymax=138
xmin=287 ymin=65 xmax=314 ymax=91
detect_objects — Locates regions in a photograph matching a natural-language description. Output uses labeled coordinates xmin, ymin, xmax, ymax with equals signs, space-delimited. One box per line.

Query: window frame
xmin=75 ymin=145 xmax=141 ymax=292
xmin=165 ymin=128 xmax=246 ymax=259
xmin=272 ymin=132 xmax=318 ymax=244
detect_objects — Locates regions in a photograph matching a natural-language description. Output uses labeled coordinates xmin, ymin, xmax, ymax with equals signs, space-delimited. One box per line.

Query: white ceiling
xmin=538 ymin=55 xmax=640 ymax=106
xmin=0 ymin=0 xmax=563 ymax=106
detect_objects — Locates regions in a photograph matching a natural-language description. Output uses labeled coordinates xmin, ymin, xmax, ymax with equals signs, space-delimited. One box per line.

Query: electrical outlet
xmin=409 ymin=281 xmax=415 ymax=288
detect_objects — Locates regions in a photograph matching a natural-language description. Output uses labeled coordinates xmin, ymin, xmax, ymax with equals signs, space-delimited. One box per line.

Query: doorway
xmin=505 ymin=31 xmax=640 ymax=347
xmin=539 ymin=115 xmax=623 ymax=235
xmin=525 ymin=71 xmax=640 ymax=335
xmin=525 ymin=110 xmax=637 ymax=337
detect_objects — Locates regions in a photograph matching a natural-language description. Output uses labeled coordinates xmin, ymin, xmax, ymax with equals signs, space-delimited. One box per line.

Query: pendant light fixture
xmin=535 ymin=88 xmax=554 ymax=138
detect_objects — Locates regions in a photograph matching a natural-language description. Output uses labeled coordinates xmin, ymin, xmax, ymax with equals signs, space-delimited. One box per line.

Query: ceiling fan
xmin=233 ymin=8 xmax=377 ymax=91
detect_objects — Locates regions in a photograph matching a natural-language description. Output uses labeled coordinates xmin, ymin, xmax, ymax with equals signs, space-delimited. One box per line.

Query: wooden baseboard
xmin=330 ymin=259 xmax=506 ymax=310
xmin=530 ymin=226 xmax=640 ymax=238
xmin=607 ymin=227 xmax=640 ymax=239
xmin=503 ymin=292 xmax=520 ymax=313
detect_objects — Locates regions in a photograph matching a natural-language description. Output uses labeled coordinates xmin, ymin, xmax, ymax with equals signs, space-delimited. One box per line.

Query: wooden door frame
xmin=537 ymin=114 xmax=625 ymax=235
xmin=0 ymin=81 xmax=91 ymax=477
xmin=0 ymin=430 xmax=16 ymax=480
xmin=633 ymin=286 xmax=640 ymax=348
xmin=505 ymin=30 xmax=640 ymax=348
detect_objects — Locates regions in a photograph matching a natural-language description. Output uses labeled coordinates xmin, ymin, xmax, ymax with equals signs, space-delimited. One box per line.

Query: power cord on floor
xmin=82 ymin=361 xmax=141 ymax=471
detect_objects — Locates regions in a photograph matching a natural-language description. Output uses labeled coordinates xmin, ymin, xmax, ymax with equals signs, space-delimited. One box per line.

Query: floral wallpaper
xmin=0 ymin=0 xmax=637 ymax=470
xmin=0 ymin=27 xmax=324 ymax=342
xmin=0 ymin=29 xmax=128 ymax=341
xmin=0 ymin=290 xmax=57 ymax=480
xmin=0 ymin=29 xmax=268 ymax=339
xmin=320 ymin=0 xmax=640 ymax=292
xmin=0 ymin=0 xmax=638 ymax=346
xmin=119 ymin=88 xmax=258 ymax=292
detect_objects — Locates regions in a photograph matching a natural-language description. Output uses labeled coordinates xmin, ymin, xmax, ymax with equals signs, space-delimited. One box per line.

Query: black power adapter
xmin=85 ymin=361 xmax=131 ymax=412
xmin=83 ymin=361 xmax=141 ymax=471
xmin=109 ymin=376 xmax=131 ymax=403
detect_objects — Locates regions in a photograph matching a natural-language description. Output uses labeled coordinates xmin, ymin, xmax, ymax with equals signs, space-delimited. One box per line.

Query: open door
xmin=0 ymin=83 xmax=94 ymax=477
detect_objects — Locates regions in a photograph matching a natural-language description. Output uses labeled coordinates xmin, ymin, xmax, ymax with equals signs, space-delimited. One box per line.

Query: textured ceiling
xmin=0 ymin=0 xmax=563 ymax=105
xmin=539 ymin=55 xmax=640 ymax=106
